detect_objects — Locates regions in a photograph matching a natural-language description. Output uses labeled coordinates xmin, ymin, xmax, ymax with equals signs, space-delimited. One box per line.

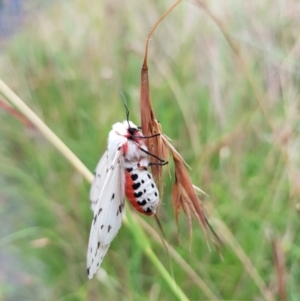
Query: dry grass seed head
xmin=139 ymin=0 xmax=220 ymax=247
xmin=140 ymin=0 xmax=219 ymax=248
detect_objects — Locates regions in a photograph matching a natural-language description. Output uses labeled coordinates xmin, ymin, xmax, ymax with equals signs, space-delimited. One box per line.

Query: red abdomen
xmin=124 ymin=168 xmax=159 ymax=216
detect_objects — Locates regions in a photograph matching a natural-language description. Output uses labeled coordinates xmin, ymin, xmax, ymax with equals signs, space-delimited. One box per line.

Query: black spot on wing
xmin=132 ymin=182 xmax=141 ymax=190
xmin=101 ymin=225 xmax=104 ymax=229
xmin=151 ymin=183 xmax=155 ymax=188
xmin=126 ymin=167 xmax=133 ymax=172
xmin=108 ymin=225 xmax=112 ymax=233
xmin=111 ymin=193 xmax=115 ymax=200
xmin=117 ymin=204 xmax=123 ymax=216
xmin=134 ymin=191 xmax=143 ymax=198
xmin=97 ymin=242 xmax=100 ymax=249
xmin=137 ymin=199 xmax=147 ymax=206
xmin=98 ymin=208 xmax=102 ymax=215
xmin=141 ymin=180 xmax=144 ymax=184
xmin=131 ymin=174 xmax=138 ymax=181
xmin=87 ymin=268 xmax=90 ymax=275
xmin=147 ymin=174 xmax=151 ymax=179
xmin=143 ymin=189 xmax=146 ymax=193
xmin=93 ymin=215 xmax=97 ymax=224
xmin=155 ymin=192 xmax=158 ymax=197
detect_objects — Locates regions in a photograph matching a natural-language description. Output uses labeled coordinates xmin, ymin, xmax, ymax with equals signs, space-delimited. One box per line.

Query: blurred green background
xmin=1 ymin=0 xmax=300 ymax=300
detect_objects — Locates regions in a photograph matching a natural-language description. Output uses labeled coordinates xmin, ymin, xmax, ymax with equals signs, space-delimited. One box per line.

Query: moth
xmin=87 ymin=113 xmax=166 ymax=279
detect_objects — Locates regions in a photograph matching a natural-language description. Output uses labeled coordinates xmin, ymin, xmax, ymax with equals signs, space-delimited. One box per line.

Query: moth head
xmin=124 ymin=121 xmax=140 ymax=139
xmin=111 ymin=121 xmax=139 ymax=138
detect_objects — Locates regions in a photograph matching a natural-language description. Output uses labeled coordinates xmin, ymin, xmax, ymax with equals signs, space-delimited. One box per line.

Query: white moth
xmin=87 ymin=120 xmax=164 ymax=279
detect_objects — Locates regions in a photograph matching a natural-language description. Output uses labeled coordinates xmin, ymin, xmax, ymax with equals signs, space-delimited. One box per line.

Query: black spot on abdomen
xmin=137 ymin=199 xmax=147 ymax=206
xmin=134 ymin=191 xmax=143 ymax=198
xmin=131 ymin=174 xmax=138 ymax=181
xmin=132 ymin=182 xmax=141 ymax=190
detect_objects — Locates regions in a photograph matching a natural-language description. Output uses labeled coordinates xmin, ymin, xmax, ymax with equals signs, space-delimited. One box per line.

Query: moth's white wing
xmin=90 ymin=150 xmax=109 ymax=212
xmin=87 ymin=148 xmax=125 ymax=279
xmin=93 ymin=150 xmax=125 ymax=246
xmin=87 ymin=244 xmax=109 ymax=279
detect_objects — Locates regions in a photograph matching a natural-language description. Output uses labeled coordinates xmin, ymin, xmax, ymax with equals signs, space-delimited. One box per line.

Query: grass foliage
xmin=1 ymin=0 xmax=300 ymax=300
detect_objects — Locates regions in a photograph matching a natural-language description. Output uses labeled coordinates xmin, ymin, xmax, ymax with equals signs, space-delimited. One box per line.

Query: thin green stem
xmin=125 ymin=210 xmax=190 ymax=301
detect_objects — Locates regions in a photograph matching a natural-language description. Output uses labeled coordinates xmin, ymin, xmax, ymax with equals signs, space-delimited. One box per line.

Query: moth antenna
xmin=119 ymin=90 xmax=130 ymax=128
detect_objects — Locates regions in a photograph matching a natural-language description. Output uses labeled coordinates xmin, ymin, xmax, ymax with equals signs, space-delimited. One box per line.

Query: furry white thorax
xmin=112 ymin=120 xmax=137 ymax=136
xmin=108 ymin=120 xmax=149 ymax=163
